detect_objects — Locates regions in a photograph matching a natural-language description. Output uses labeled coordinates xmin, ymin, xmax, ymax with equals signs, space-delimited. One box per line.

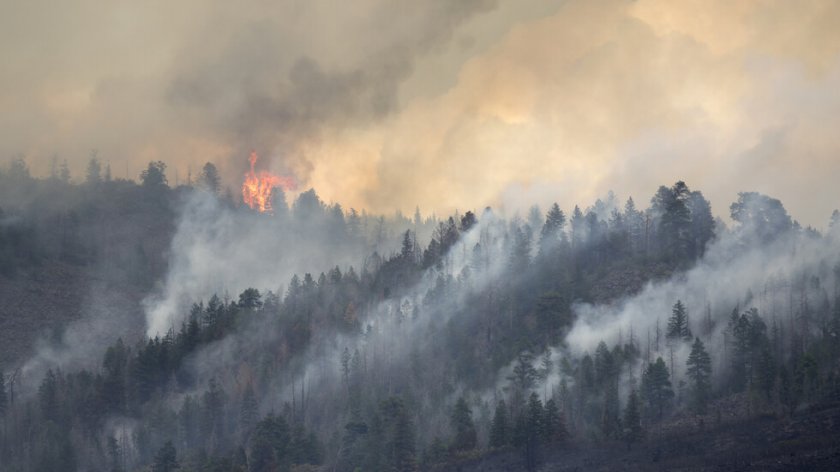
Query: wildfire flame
xmin=241 ymin=151 xmax=296 ymax=213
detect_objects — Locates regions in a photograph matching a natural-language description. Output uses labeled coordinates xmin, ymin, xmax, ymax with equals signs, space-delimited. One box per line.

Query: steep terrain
xmin=452 ymin=399 xmax=840 ymax=471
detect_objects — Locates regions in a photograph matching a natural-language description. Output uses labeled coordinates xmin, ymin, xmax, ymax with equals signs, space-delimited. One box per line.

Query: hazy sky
xmin=3 ymin=0 xmax=839 ymax=227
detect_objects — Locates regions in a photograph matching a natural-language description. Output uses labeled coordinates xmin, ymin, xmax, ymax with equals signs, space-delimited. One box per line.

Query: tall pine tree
xmin=667 ymin=300 xmax=692 ymax=341
xmin=642 ymin=357 xmax=674 ymax=420
xmin=450 ymin=396 xmax=477 ymax=452
xmin=489 ymin=399 xmax=509 ymax=448
xmin=623 ymin=389 xmax=643 ymax=449
xmin=686 ymin=337 xmax=712 ymax=414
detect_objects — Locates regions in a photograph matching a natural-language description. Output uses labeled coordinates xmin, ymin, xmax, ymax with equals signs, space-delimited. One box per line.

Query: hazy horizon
xmin=3 ymin=0 xmax=840 ymax=228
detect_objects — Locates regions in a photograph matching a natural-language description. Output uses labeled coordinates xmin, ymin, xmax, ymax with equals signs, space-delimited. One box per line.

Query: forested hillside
xmin=1 ymin=157 xmax=840 ymax=471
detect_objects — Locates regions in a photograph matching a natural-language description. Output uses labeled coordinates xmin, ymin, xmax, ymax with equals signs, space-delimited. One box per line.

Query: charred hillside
xmin=0 ymin=160 xmax=176 ymax=367
xmin=1 ymin=157 xmax=840 ymax=472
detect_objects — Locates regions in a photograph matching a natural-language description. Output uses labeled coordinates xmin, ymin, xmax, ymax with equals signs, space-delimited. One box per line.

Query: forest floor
xmin=448 ymin=399 xmax=840 ymax=471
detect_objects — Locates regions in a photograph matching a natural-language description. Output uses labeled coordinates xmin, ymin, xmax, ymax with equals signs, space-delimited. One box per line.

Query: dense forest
xmin=1 ymin=156 xmax=840 ymax=471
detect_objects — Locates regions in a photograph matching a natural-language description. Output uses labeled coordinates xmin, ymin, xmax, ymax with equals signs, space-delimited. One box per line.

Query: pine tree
xmin=686 ymin=337 xmax=712 ymax=414
xmin=363 ymin=408 xmax=386 ymax=471
xmin=39 ymin=369 xmax=60 ymax=424
xmin=86 ymin=154 xmax=102 ymax=184
xmin=524 ymin=392 xmax=543 ymax=471
xmin=392 ymin=410 xmax=417 ymax=471
xmin=400 ymin=230 xmax=415 ymax=262
xmin=509 ymin=351 xmax=538 ymax=392
xmin=570 ymin=205 xmax=585 ymax=250
xmin=422 ymin=437 xmax=448 ymax=468
xmin=538 ymin=349 xmax=554 ymax=397
xmin=380 ymin=397 xmax=416 ymax=472
xmin=151 ymin=441 xmax=178 ymax=472
xmin=642 ymin=357 xmax=674 ymax=420
xmin=509 ymin=224 xmax=532 ymax=273
xmin=687 ymin=191 xmax=715 ymax=258
xmin=249 ymin=430 xmax=276 ymax=472
xmin=199 ymin=162 xmax=221 ymax=194
xmin=289 ymin=421 xmax=311 ymax=465
xmin=728 ymin=308 xmax=771 ymax=393
xmin=340 ymin=407 xmax=368 ymax=469
xmin=652 ymin=181 xmax=692 ymax=260
xmin=667 ymin=300 xmax=692 ymax=341
xmin=489 ymin=399 xmax=509 ymax=448
xmin=179 ymin=395 xmax=201 ymax=451
xmin=238 ymin=288 xmax=262 ymax=310
xmin=140 ymin=161 xmax=168 ymax=189
xmin=461 ymin=211 xmax=477 ymax=232
xmin=450 ymin=396 xmax=477 ymax=452
xmin=341 ymin=347 xmax=352 ymax=387
xmin=0 ymin=370 xmax=7 ymax=419
xmin=539 ymin=203 xmax=567 ymax=255
xmin=624 ymin=197 xmax=644 ymax=253
xmin=240 ymin=384 xmax=259 ymax=436
xmin=102 ymin=339 xmax=127 ymax=414
xmin=250 ymin=414 xmax=290 ymax=471
xmin=35 ymin=420 xmax=76 ymax=471
xmin=622 ymin=389 xmax=643 ymax=449
xmin=779 ymin=364 xmax=800 ymax=416
xmin=542 ymin=398 xmax=566 ymax=443
xmin=59 ymin=159 xmax=71 ymax=182
xmin=601 ymin=378 xmax=621 ymax=439
xmin=201 ymin=378 xmax=226 ymax=452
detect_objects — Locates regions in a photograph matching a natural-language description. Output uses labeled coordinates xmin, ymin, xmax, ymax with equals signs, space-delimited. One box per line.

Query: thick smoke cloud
xmin=5 ymin=1 xmax=840 ymax=227
xmin=361 ymin=0 xmax=840 ymax=227
xmin=163 ymin=0 xmax=499 ymax=178
xmin=0 ymin=0 xmax=500 ymax=185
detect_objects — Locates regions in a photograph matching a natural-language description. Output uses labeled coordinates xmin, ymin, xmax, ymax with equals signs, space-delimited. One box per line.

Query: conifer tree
xmin=422 ymin=437 xmax=448 ymax=468
xmin=381 ymin=397 xmax=417 ymax=472
xmin=489 ymin=399 xmax=509 ymax=448
xmin=686 ymin=337 xmax=712 ymax=414
xmin=523 ymin=392 xmax=544 ymax=471
xmin=179 ymin=395 xmax=200 ymax=451
xmin=151 ymin=441 xmax=178 ymax=472
xmin=539 ymin=203 xmax=567 ymax=255
xmin=341 ymin=347 xmax=352 ymax=387
xmin=667 ymin=300 xmax=692 ymax=341
xmin=240 ymin=384 xmax=259 ymax=436
xmin=0 ymin=370 xmax=7 ymax=419
xmin=250 ymin=414 xmax=290 ymax=471
xmin=623 ymin=389 xmax=643 ymax=448
xmin=510 ymin=351 xmax=539 ymax=392
xmin=202 ymin=378 xmax=226 ymax=452
xmin=652 ymin=181 xmax=692 ymax=260
xmin=779 ymin=364 xmax=800 ymax=416
xmin=450 ymin=396 xmax=477 ymax=452
xmin=542 ymin=398 xmax=566 ymax=443
xmin=538 ymin=350 xmax=554 ymax=398
xmin=86 ymin=154 xmax=102 ymax=184
xmin=199 ymin=162 xmax=221 ymax=194
xmin=392 ymin=412 xmax=417 ymax=471
xmin=601 ymin=379 xmax=621 ymax=439
xmin=642 ymin=357 xmax=674 ymax=420
xmin=38 ymin=369 xmax=60 ymax=424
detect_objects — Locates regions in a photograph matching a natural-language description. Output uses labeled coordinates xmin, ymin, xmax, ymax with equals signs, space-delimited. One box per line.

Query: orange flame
xmin=241 ymin=151 xmax=296 ymax=213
